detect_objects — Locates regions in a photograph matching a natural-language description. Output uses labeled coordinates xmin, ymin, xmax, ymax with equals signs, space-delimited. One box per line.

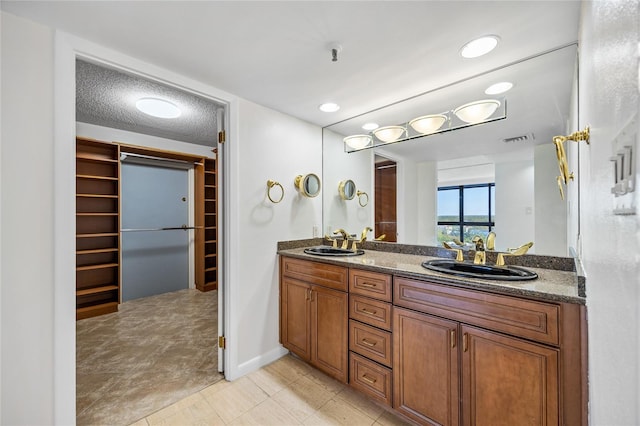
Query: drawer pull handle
xmin=360 ymin=308 xmax=377 ymax=316
xmin=361 ymin=374 xmax=377 ymax=384
xmin=359 ymin=282 xmax=376 ymax=288
xmin=361 ymin=339 xmax=377 ymax=347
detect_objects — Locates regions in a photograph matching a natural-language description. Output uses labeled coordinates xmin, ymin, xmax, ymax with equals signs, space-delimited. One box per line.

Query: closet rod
xmin=120 ymin=152 xmax=203 ymax=165
xmin=120 ymin=226 xmax=203 ymax=232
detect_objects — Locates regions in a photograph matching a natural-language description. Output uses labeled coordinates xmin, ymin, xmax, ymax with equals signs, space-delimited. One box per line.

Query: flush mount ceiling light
xmin=362 ymin=122 xmax=379 ymax=131
xmin=135 ymin=97 xmax=181 ymax=118
xmin=454 ymin=99 xmax=501 ymax=124
xmin=460 ymin=35 xmax=500 ymax=59
xmin=485 ymin=82 xmax=513 ymax=95
xmin=343 ymin=135 xmax=373 ymax=150
xmin=319 ymin=102 xmax=340 ymax=112
xmin=409 ymin=114 xmax=448 ymax=135
xmin=373 ymin=125 xmax=406 ymax=143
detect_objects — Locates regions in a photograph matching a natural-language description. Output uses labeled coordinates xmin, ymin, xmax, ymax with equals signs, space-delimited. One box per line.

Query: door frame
xmin=53 ymin=31 xmax=239 ymax=423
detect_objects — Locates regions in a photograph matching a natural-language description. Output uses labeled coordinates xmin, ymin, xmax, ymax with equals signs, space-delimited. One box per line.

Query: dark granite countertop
xmin=277 ymin=239 xmax=585 ymax=305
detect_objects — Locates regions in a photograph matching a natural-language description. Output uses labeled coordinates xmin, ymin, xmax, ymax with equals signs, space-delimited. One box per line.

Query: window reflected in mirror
xmin=437 ymin=183 xmax=495 ymax=244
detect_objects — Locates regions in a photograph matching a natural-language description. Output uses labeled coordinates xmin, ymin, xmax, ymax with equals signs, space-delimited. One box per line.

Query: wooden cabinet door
xmin=461 ymin=325 xmax=559 ymax=426
xmin=393 ymin=307 xmax=460 ymax=426
xmin=281 ymin=277 xmax=312 ymax=361
xmin=311 ymin=284 xmax=348 ymax=382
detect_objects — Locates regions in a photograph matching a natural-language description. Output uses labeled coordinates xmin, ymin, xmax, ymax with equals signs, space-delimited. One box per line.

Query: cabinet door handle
xmin=360 ymin=308 xmax=377 ymax=316
xmin=450 ymin=330 xmax=456 ymax=349
xmin=463 ymin=332 xmax=469 ymax=352
xmin=361 ymin=374 xmax=377 ymax=384
xmin=361 ymin=338 xmax=377 ymax=347
xmin=359 ymin=282 xmax=376 ymax=288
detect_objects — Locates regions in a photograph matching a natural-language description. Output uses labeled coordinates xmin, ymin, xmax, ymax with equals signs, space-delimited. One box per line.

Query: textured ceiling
xmin=76 ymin=59 xmax=224 ymax=146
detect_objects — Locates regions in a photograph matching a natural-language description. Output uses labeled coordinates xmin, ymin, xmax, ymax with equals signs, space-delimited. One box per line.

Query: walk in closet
xmin=75 ymin=137 xmax=218 ymax=320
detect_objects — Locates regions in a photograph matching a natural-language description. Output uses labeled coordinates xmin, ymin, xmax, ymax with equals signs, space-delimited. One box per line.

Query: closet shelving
xmin=76 ymin=138 xmax=121 ymax=320
xmin=199 ymin=158 xmax=218 ymax=291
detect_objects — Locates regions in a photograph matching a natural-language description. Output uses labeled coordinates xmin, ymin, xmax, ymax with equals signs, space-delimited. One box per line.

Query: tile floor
xmin=76 ymin=289 xmax=222 ymax=425
xmin=131 ymin=353 xmax=412 ymax=426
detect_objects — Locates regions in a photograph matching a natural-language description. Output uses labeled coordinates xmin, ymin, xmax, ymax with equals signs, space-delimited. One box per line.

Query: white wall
xmin=534 ymin=144 xmax=567 ymax=256
xmin=494 ymin=160 xmax=535 ymax=251
xmin=416 ymin=161 xmax=437 ymax=245
xmin=234 ymin=98 xmax=322 ymax=374
xmin=1 ymin=12 xmax=55 ymax=425
xmin=578 ymin=1 xmax=639 ymax=424
xmin=322 ymin=128 xmax=373 ymax=237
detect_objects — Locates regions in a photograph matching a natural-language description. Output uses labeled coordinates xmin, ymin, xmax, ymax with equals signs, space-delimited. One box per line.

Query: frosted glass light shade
xmin=373 ymin=125 xmax=405 ymax=143
xmin=409 ymin=114 xmax=448 ymax=134
xmin=454 ymin=100 xmax=501 ymax=124
xmin=344 ymin=135 xmax=372 ymax=150
xmin=136 ymin=98 xmax=181 ymax=118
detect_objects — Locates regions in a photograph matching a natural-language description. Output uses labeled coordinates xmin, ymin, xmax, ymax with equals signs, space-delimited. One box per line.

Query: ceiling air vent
xmin=502 ymin=133 xmax=535 ymax=143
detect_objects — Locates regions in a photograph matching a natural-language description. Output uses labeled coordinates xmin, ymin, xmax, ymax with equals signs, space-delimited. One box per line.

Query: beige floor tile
xmin=271 ymin=374 xmax=336 ymax=422
xmin=334 ymin=387 xmax=385 ymax=421
xmin=229 ymin=398 xmax=302 ymax=425
xmin=303 ymin=398 xmax=376 ymax=426
xmin=129 ymin=418 xmax=149 ymax=426
xmin=305 ymin=368 xmax=347 ymax=395
xmin=199 ymin=378 xmax=234 ymax=400
xmin=374 ymin=410 xmax=413 ymax=426
xmin=204 ymin=376 xmax=269 ymax=423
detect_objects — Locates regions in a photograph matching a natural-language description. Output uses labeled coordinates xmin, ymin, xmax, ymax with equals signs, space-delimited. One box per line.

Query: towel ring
xmin=267 ymin=180 xmax=284 ymax=203
xmin=357 ymin=190 xmax=369 ymax=207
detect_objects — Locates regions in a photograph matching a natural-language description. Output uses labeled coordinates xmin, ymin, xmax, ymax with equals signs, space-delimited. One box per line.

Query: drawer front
xmin=394 ymin=277 xmax=560 ymax=346
xmin=349 ymin=320 xmax=392 ymax=367
xmin=349 ymin=269 xmax=392 ymax=302
xmin=281 ymin=256 xmax=348 ymax=292
xmin=349 ymin=352 xmax=392 ymax=406
xmin=350 ymin=295 xmax=392 ymax=331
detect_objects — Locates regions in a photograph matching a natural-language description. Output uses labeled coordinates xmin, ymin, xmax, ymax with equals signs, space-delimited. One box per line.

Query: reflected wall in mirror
xmin=322 ymin=44 xmax=578 ymax=256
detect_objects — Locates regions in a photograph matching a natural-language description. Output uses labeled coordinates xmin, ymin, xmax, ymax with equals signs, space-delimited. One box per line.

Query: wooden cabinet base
xmin=349 ymin=352 xmax=392 ymax=406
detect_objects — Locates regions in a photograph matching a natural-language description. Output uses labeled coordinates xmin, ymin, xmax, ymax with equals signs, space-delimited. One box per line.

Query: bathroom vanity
xmin=278 ymin=242 xmax=587 ymax=426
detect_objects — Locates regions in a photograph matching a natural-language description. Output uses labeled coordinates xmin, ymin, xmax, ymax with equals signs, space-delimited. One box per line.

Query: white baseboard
xmin=227 ymin=346 xmax=289 ymax=381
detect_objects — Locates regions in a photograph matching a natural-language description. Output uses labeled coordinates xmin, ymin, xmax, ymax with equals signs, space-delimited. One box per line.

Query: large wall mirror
xmin=322 ymin=44 xmax=578 ymax=256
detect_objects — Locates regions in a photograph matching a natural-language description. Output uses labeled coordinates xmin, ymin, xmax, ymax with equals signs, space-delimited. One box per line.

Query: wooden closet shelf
xmin=76 ymin=232 xmax=119 ymax=238
xmin=76 ymin=212 xmax=118 ymax=217
xmin=76 ymin=285 xmax=119 ymax=297
xmin=205 ymin=267 xmax=217 ymax=272
xmin=76 ymin=302 xmax=118 ymax=320
xmin=205 ymin=184 xmax=216 ymax=188
xmin=76 ymin=174 xmax=118 ymax=181
xmin=76 ymin=194 xmax=118 ymax=199
xmin=76 ymin=263 xmax=119 ymax=271
xmin=205 ymin=253 xmax=217 ymax=258
xmin=205 ymin=198 xmax=216 ymax=201
xmin=204 ymin=170 xmax=216 ymax=174
xmin=77 ymin=248 xmax=119 ymax=255
xmin=205 ymin=239 xmax=217 ymax=244
xmin=205 ymin=213 xmax=216 ymax=216
xmin=76 ymin=154 xmax=118 ymax=163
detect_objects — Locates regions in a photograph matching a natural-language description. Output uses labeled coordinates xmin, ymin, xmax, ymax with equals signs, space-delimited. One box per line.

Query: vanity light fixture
xmin=409 ymin=114 xmax=448 ymax=135
xmin=342 ymin=96 xmax=506 ymax=153
xmin=453 ymin=99 xmax=501 ymax=124
xmin=135 ymin=97 xmax=181 ymax=118
xmin=344 ymin=135 xmax=372 ymax=150
xmin=319 ymin=102 xmax=340 ymax=112
xmin=485 ymin=82 xmax=513 ymax=95
xmin=373 ymin=125 xmax=405 ymax=143
xmin=460 ymin=35 xmax=500 ymax=59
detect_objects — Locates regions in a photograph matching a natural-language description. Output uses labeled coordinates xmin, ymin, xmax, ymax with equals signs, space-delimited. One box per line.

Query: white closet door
xmin=121 ymin=162 xmax=189 ymax=301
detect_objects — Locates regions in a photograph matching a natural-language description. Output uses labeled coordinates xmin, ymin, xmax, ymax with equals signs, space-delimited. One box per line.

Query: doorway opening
xmin=74 ymin=58 xmax=226 ymax=424
xmin=374 ymin=155 xmax=398 ymax=242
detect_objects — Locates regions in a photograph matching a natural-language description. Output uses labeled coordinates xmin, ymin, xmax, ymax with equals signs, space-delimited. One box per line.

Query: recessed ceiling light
xmin=485 ymin=82 xmax=513 ymax=95
xmin=460 ymin=35 xmax=500 ymax=59
xmin=135 ymin=97 xmax=181 ymax=118
xmin=362 ymin=122 xmax=379 ymax=131
xmin=319 ymin=102 xmax=340 ymax=112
